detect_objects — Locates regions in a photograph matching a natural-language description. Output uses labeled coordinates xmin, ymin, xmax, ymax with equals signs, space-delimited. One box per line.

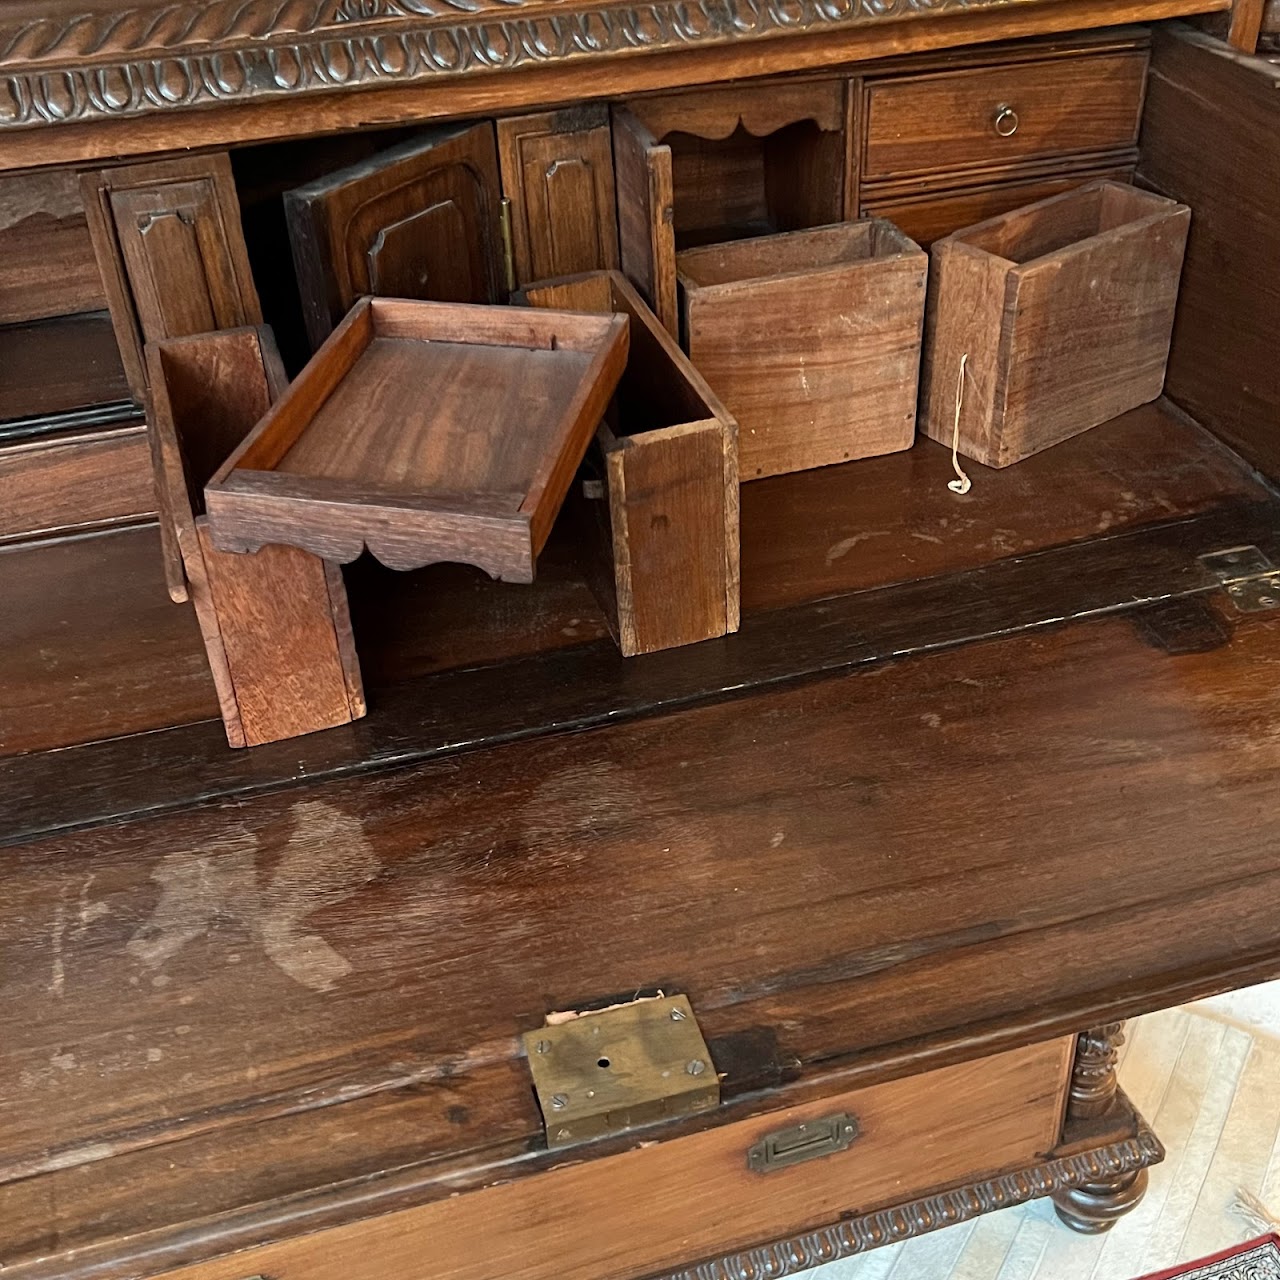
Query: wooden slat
xmin=0 ymin=423 xmax=153 ymax=543
xmin=1140 ymin=28 xmax=1280 ymax=481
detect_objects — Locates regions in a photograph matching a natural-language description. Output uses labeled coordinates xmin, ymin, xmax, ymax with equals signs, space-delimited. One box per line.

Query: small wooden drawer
xmin=154 ymin=1037 xmax=1073 ymax=1280
xmin=861 ymin=164 xmax=1136 ymax=248
xmin=0 ymin=422 xmax=154 ymax=544
xmin=863 ymin=51 xmax=1147 ymax=183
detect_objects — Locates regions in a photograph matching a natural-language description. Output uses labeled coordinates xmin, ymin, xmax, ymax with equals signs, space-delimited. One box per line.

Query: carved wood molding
xmin=0 ymin=0 xmax=1014 ymax=132
xmin=655 ymin=1116 xmax=1165 ymax=1280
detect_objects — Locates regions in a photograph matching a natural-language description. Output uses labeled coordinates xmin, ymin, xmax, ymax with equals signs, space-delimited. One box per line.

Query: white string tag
xmin=948 ymin=352 xmax=973 ymax=496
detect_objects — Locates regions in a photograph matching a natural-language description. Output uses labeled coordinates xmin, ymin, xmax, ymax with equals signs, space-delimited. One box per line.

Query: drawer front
xmin=863 ymin=52 xmax=1147 ymax=182
xmin=0 ymin=424 xmax=153 ymax=543
xmin=160 ymin=1037 xmax=1072 ymax=1280
xmin=862 ymin=165 xmax=1136 ymax=247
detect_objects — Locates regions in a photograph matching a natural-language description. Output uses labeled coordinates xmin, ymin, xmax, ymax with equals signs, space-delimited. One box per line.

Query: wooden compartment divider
xmin=920 ymin=179 xmax=1190 ymax=467
xmin=147 ymin=326 xmax=365 ymax=748
xmin=522 ymin=269 xmax=740 ymax=656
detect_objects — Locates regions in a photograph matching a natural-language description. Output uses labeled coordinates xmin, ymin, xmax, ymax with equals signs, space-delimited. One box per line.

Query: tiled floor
xmin=800 ymin=983 xmax=1280 ymax=1280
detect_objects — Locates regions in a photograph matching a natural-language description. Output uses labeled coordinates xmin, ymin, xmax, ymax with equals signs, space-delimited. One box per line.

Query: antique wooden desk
xmin=2 ymin=0 xmax=1280 ymax=1277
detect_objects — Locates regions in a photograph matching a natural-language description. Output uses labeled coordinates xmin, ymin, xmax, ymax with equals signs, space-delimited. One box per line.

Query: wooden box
xmin=921 ymin=179 xmax=1191 ymax=467
xmin=205 ymin=297 xmax=627 ymax=581
xmin=677 ymin=219 xmax=927 ymax=480
xmin=522 ymin=269 xmax=740 ymax=656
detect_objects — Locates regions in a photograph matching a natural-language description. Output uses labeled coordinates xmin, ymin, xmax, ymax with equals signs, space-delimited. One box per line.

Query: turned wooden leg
xmin=1054 ymin=1167 xmax=1149 ymax=1233
xmin=1051 ymin=1021 xmax=1149 ymax=1232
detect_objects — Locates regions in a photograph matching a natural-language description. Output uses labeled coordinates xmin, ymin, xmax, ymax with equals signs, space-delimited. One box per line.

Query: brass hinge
xmin=523 ymin=994 xmax=719 ymax=1148
xmin=498 ymin=196 xmax=517 ymax=295
xmin=1199 ymin=545 xmax=1280 ymax=612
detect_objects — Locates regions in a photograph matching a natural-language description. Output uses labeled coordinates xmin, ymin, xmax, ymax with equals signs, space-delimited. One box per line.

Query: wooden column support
xmin=1065 ymin=1020 xmax=1126 ymax=1121
xmin=1050 ymin=1021 xmax=1151 ymax=1232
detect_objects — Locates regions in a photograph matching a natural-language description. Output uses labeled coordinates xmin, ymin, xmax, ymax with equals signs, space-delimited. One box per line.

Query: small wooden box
xmin=677 ymin=220 xmax=927 ymax=480
xmin=523 ymin=270 xmax=740 ymax=656
xmin=921 ymin=180 xmax=1191 ymax=468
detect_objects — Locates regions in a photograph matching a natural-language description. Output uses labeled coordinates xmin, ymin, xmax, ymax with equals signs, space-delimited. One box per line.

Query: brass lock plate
xmin=523 ymin=994 xmax=719 ymax=1148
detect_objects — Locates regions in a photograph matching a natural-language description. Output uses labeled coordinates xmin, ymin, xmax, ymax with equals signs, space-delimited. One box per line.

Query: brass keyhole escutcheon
xmin=993 ymin=103 xmax=1019 ymax=137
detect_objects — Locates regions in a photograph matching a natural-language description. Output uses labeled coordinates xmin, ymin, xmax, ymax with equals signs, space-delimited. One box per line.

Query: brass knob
xmin=993 ymin=103 xmax=1019 ymax=137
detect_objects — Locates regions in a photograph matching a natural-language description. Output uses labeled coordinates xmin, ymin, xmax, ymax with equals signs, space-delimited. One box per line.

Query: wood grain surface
xmin=0 ymin=423 xmax=153 ymax=543
xmin=0 ymin=311 xmax=132 ymax=425
xmin=863 ymin=50 xmax=1147 ymax=182
xmin=0 ymin=524 xmax=219 ymax=757
xmin=497 ymin=106 xmax=620 ymax=286
xmin=861 ymin=163 xmax=1135 ymax=248
xmin=0 ymin=169 xmax=106 ymax=326
xmin=1140 ymin=29 xmax=1280 ymax=482
xmin=148 ymin=1041 xmax=1073 ymax=1280
xmin=679 ymin=220 xmax=926 ymax=478
xmin=921 ymin=181 xmax=1190 ymax=466
xmin=284 ymin=123 xmax=504 ymax=349
xmin=522 ymin=269 xmax=739 ymax=655
xmin=7 ymin=599 xmax=1280 ymax=1277
xmin=1 ymin=401 xmax=1267 ymax=771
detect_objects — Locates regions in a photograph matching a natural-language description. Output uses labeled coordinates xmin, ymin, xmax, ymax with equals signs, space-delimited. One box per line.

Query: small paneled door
xmin=283 ymin=122 xmax=505 ymax=349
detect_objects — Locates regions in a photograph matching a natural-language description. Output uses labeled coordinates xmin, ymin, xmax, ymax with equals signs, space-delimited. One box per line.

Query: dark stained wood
xmin=862 ymin=50 xmax=1148 ymax=182
xmin=0 ymin=524 xmax=219 ymax=757
xmin=284 ymin=123 xmax=505 ymax=349
xmin=81 ymin=155 xmax=263 ymax=399
xmin=921 ymin=180 xmax=1190 ymax=467
xmin=206 ymin=298 xmax=629 ymax=579
xmin=148 ymin=327 xmax=366 ymax=748
xmin=860 ymin=163 xmax=1136 ymax=247
xmin=1139 ymin=28 xmax=1280 ymax=482
xmin=612 ymin=107 xmax=678 ymax=337
xmin=0 ymin=169 xmax=106 ymax=326
xmin=0 ymin=311 xmax=132 ymax=426
xmin=679 ymin=220 xmax=927 ymax=479
xmin=6 ymin=488 xmax=1279 ymax=845
xmin=497 ymin=106 xmax=620 ymax=286
xmin=1 ymin=396 xmax=1268 ymax=816
xmin=0 ymin=422 xmax=154 ymax=544
xmin=7 ymin=596 xmax=1280 ymax=1277
xmin=522 ymin=270 xmax=740 ymax=655
xmin=739 ymin=400 xmax=1271 ymax=610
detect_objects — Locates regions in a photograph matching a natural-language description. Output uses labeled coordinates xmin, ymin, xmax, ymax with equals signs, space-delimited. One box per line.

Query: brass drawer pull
xmin=747 ymin=1112 xmax=858 ymax=1173
xmin=993 ymin=103 xmax=1019 ymax=136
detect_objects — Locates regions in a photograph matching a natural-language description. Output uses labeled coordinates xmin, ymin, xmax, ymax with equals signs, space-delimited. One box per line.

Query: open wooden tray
xmin=205 ymin=297 xmax=628 ymax=579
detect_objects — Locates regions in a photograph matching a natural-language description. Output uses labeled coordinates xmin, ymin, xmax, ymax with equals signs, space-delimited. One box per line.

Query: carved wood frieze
xmin=0 ymin=0 xmax=1004 ymax=132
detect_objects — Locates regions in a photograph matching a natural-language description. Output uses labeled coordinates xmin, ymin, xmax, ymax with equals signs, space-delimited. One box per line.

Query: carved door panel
xmin=81 ymin=154 xmax=263 ymax=400
xmin=285 ymin=122 xmax=504 ymax=350
xmin=497 ymin=107 xmax=620 ymax=287
xmin=611 ymin=107 xmax=677 ymax=338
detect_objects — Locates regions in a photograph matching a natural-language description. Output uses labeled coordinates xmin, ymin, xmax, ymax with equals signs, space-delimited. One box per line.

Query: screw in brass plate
xmin=670 ymin=1007 xmax=686 ymax=1021
xmin=686 ymin=1059 xmax=706 ymax=1076
xmin=551 ymin=1093 xmax=569 ymax=1110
